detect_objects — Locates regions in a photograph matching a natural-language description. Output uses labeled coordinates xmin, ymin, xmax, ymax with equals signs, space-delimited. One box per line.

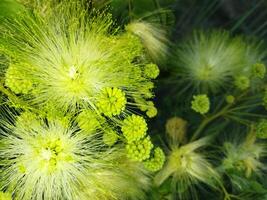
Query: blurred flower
xmin=154 ymin=137 xmax=221 ymax=199
xmin=165 ymin=117 xmax=187 ymax=145
xmin=234 ymin=75 xmax=250 ymax=90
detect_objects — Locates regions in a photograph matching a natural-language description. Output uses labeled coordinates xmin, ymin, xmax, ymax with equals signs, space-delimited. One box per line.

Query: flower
xmin=234 ymin=75 xmax=250 ymax=90
xmin=126 ymin=136 xmax=154 ymax=162
xmin=126 ymin=21 xmax=168 ymax=62
xmin=97 ymin=87 xmax=126 ymax=117
xmin=154 ymin=137 xmax=221 ymax=199
xmin=252 ymin=63 xmax=266 ymax=79
xmin=191 ymin=94 xmax=210 ymax=114
xmin=165 ymin=117 xmax=187 ymax=145
xmin=0 ymin=3 xmax=158 ymax=117
xmin=0 ymin=113 xmax=150 ymax=200
xmin=122 ymin=115 xmax=148 ymax=142
xmin=222 ymin=132 xmax=265 ymax=178
xmin=143 ymin=147 xmax=165 ymax=172
xmin=173 ymin=31 xmax=246 ymax=93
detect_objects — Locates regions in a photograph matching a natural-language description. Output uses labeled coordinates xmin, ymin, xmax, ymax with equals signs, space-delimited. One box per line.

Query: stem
xmin=190 ymin=91 xmax=248 ymax=141
xmin=190 ymin=104 xmax=231 ymax=141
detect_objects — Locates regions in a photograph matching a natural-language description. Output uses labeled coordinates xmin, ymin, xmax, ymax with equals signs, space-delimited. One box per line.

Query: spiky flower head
xmin=0 ymin=191 xmax=12 ymax=200
xmin=0 ymin=2 xmax=158 ymax=120
xmin=173 ymin=31 xmax=246 ymax=93
xmin=154 ymin=137 xmax=220 ymax=199
xmin=222 ymin=132 xmax=265 ymax=178
xmin=234 ymin=75 xmax=250 ymax=90
xmin=255 ymin=120 xmax=267 ymax=139
xmin=126 ymin=136 xmax=154 ymax=162
xmin=126 ymin=21 xmax=168 ymax=62
xmin=252 ymin=63 xmax=266 ymax=79
xmin=122 ymin=114 xmax=148 ymax=143
xmin=143 ymin=147 xmax=165 ymax=172
xmin=191 ymin=94 xmax=210 ymax=114
xmin=0 ymin=111 xmax=150 ymax=200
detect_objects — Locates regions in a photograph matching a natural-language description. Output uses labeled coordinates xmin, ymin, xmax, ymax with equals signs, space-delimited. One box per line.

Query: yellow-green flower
xmin=126 ymin=136 xmax=153 ymax=162
xmin=155 ymin=137 xmax=221 ymax=199
xmin=97 ymin=87 xmax=126 ymax=117
xmin=234 ymin=75 xmax=250 ymax=90
xmin=122 ymin=115 xmax=148 ymax=142
xmin=0 ymin=191 xmax=12 ymax=200
xmin=143 ymin=147 xmax=165 ymax=172
xmin=191 ymin=94 xmax=210 ymax=114
xmin=252 ymin=63 xmax=266 ymax=79
xmin=0 ymin=113 xmax=150 ymax=200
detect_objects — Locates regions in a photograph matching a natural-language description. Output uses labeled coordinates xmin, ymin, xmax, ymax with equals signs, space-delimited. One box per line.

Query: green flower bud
xmin=143 ymin=147 xmax=165 ymax=172
xmin=122 ymin=115 xmax=147 ymax=142
xmin=234 ymin=75 xmax=250 ymax=90
xmin=126 ymin=136 xmax=153 ymax=162
xmin=103 ymin=129 xmax=118 ymax=146
xmin=256 ymin=120 xmax=267 ymax=139
xmin=226 ymin=95 xmax=235 ymax=104
xmin=252 ymin=63 xmax=266 ymax=79
xmin=144 ymin=63 xmax=160 ymax=79
xmin=191 ymin=94 xmax=210 ymax=114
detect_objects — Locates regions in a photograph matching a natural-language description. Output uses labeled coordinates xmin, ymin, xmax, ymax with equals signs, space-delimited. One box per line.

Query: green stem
xmin=190 ymin=91 xmax=249 ymax=141
xmin=190 ymin=104 xmax=231 ymax=141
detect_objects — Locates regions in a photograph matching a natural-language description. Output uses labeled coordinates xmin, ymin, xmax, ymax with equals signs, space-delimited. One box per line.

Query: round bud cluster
xmin=97 ymin=87 xmax=127 ymax=117
xmin=252 ymin=63 xmax=266 ymax=79
xmin=191 ymin=94 xmax=210 ymax=114
xmin=255 ymin=120 xmax=267 ymax=139
xmin=5 ymin=64 xmax=33 ymax=94
xmin=76 ymin=109 xmax=101 ymax=133
xmin=143 ymin=147 xmax=165 ymax=172
xmin=121 ymin=114 xmax=148 ymax=143
xmin=126 ymin=136 xmax=154 ymax=162
xmin=103 ymin=129 xmax=118 ymax=146
xmin=143 ymin=63 xmax=160 ymax=79
xmin=234 ymin=75 xmax=250 ymax=90
xmin=225 ymin=95 xmax=235 ymax=104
